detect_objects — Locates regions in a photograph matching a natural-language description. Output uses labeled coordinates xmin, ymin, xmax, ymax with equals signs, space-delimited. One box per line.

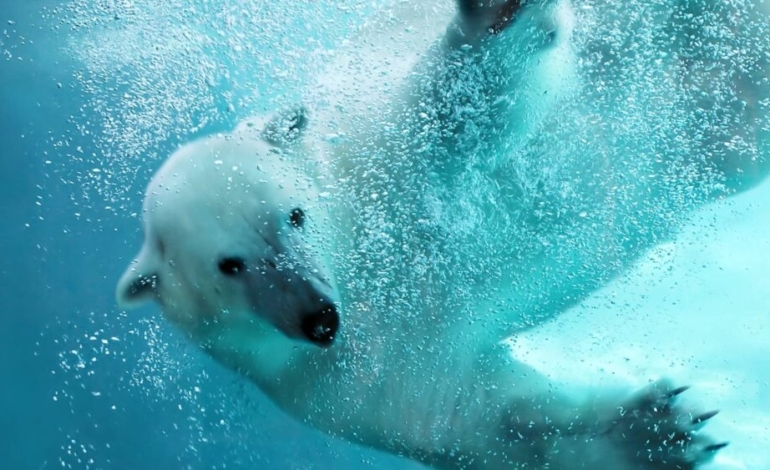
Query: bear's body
xmin=118 ymin=0 xmax=769 ymax=468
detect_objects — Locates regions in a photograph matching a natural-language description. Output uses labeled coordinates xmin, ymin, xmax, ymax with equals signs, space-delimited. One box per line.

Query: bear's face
xmin=117 ymin=109 xmax=341 ymax=347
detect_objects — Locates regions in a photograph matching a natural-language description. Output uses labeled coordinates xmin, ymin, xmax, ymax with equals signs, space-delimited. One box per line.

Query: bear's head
xmin=117 ymin=107 xmax=341 ymax=347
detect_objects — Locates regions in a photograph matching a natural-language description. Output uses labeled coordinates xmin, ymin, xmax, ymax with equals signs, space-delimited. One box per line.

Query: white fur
xmin=118 ymin=0 xmax=770 ymax=468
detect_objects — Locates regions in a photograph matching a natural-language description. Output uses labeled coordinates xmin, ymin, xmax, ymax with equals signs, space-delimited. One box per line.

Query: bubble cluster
xmin=55 ymin=0 xmax=382 ymax=207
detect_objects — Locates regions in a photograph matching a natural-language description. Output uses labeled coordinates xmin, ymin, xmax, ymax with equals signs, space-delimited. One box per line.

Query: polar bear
xmin=116 ymin=0 xmax=770 ymax=468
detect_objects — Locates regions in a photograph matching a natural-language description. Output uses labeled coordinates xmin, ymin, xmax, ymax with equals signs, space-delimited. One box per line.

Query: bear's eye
xmin=218 ymin=257 xmax=247 ymax=276
xmin=289 ymin=207 xmax=305 ymax=229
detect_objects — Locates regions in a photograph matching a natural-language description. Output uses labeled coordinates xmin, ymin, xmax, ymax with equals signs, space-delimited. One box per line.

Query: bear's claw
xmin=456 ymin=0 xmax=524 ymax=35
xmin=492 ymin=1 xmax=523 ymax=35
xmin=704 ymin=442 xmax=730 ymax=453
xmin=692 ymin=410 xmax=720 ymax=425
xmin=667 ymin=385 xmax=690 ymax=398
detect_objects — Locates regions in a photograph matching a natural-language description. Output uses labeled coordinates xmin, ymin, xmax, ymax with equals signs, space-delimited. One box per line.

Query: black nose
xmin=300 ymin=303 xmax=339 ymax=347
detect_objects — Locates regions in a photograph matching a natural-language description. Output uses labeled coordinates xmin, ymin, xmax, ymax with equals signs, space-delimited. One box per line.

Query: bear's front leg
xmin=673 ymin=0 xmax=770 ymax=196
xmin=501 ymin=381 xmax=727 ymax=469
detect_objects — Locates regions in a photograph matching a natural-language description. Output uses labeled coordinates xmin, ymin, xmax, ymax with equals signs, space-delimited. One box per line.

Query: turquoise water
xmin=1 ymin=1 xmax=768 ymax=469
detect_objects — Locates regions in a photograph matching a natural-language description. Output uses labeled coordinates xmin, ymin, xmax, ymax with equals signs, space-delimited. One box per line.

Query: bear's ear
xmin=262 ymin=105 xmax=309 ymax=147
xmin=116 ymin=246 xmax=160 ymax=308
